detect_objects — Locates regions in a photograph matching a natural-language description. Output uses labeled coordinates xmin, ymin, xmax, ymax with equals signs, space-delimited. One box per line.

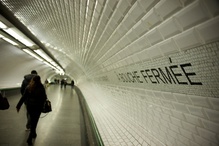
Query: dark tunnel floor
xmin=0 ymin=85 xmax=82 ymax=146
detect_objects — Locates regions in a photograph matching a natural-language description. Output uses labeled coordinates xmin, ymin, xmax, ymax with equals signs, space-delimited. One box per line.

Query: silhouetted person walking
xmin=17 ymin=75 xmax=47 ymax=145
xmin=20 ymin=70 xmax=38 ymax=130
xmin=71 ymin=80 xmax=74 ymax=88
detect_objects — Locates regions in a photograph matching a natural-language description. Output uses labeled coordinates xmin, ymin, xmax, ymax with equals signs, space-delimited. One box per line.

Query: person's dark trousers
xmin=27 ymin=107 xmax=41 ymax=144
xmin=25 ymin=104 xmax=31 ymax=129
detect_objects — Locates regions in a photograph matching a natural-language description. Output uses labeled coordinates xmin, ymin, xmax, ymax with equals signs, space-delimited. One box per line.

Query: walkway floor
xmin=0 ymin=85 xmax=83 ymax=146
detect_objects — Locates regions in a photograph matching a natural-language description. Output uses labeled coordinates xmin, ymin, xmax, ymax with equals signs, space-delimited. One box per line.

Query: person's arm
xmin=16 ymin=88 xmax=28 ymax=112
xmin=20 ymin=79 xmax=26 ymax=95
xmin=43 ymin=87 xmax=47 ymax=100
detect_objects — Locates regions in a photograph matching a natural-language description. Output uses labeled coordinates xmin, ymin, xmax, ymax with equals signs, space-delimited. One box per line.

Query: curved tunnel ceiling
xmin=0 ymin=0 xmax=219 ymax=83
xmin=0 ymin=0 xmax=114 ymax=81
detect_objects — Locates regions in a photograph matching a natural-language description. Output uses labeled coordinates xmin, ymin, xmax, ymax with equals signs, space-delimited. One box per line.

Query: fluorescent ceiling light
xmin=4 ymin=28 xmax=35 ymax=47
xmin=56 ymin=69 xmax=65 ymax=75
xmin=34 ymin=49 xmax=53 ymax=62
xmin=35 ymin=49 xmax=64 ymax=74
xmin=56 ymin=66 xmax=65 ymax=74
xmin=50 ymin=61 xmax=58 ymax=67
xmin=57 ymin=66 xmax=62 ymax=70
xmin=0 ymin=34 xmax=5 ymax=38
xmin=43 ymin=61 xmax=56 ymax=69
xmin=0 ymin=21 xmax=7 ymax=29
xmin=2 ymin=37 xmax=18 ymax=45
xmin=23 ymin=49 xmax=43 ymax=61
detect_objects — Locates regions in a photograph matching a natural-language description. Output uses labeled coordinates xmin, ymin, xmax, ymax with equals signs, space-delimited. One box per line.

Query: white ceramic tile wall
xmin=80 ymin=79 xmax=219 ymax=145
xmin=81 ymin=41 xmax=219 ymax=145
xmin=1 ymin=0 xmax=219 ymax=146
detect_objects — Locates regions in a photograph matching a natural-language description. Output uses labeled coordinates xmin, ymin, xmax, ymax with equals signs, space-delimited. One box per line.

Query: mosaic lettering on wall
xmin=115 ymin=63 xmax=202 ymax=85
xmin=94 ymin=41 xmax=219 ymax=97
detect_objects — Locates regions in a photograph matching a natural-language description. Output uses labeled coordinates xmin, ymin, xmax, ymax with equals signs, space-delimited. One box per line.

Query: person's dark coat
xmin=20 ymin=74 xmax=36 ymax=95
xmin=17 ymin=84 xmax=47 ymax=111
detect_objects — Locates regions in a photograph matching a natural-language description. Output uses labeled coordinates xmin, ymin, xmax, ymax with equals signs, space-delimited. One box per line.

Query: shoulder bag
xmin=42 ymin=99 xmax=52 ymax=113
xmin=0 ymin=93 xmax=10 ymax=110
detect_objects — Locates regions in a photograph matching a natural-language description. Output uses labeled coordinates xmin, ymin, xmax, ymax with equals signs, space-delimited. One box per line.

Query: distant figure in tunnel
xmin=17 ymin=75 xmax=47 ymax=145
xmin=64 ymin=80 xmax=67 ymax=88
xmin=71 ymin=80 xmax=74 ymax=88
xmin=20 ymin=70 xmax=38 ymax=130
xmin=61 ymin=79 xmax=65 ymax=88
xmin=44 ymin=79 xmax=49 ymax=88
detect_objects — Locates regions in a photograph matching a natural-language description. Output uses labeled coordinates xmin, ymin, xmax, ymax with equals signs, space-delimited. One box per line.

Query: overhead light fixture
xmin=23 ymin=49 xmax=43 ymax=61
xmin=0 ymin=34 xmax=18 ymax=45
xmin=0 ymin=31 xmax=18 ymax=46
xmin=0 ymin=21 xmax=7 ymax=29
xmin=56 ymin=66 xmax=65 ymax=74
xmin=0 ymin=16 xmax=64 ymax=74
xmin=55 ymin=68 xmax=65 ymax=75
xmin=43 ymin=61 xmax=56 ymax=69
xmin=50 ymin=61 xmax=58 ymax=67
xmin=4 ymin=28 xmax=35 ymax=47
xmin=0 ymin=34 xmax=4 ymax=38
xmin=35 ymin=49 xmax=65 ymax=73
xmin=2 ymin=37 xmax=18 ymax=45
xmin=34 ymin=49 xmax=53 ymax=62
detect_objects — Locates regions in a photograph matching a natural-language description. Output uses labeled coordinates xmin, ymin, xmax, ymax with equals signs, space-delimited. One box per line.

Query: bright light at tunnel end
xmin=56 ymin=69 xmax=65 ymax=75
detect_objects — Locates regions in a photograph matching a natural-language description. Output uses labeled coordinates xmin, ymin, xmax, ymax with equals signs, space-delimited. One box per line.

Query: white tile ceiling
xmin=0 ymin=0 xmax=218 ymax=79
